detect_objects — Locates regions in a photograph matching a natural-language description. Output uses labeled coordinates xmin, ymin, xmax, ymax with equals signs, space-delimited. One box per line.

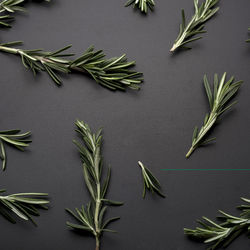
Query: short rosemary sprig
xmin=138 ymin=161 xmax=165 ymax=198
xmin=186 ymin=73 xmax=242 ymax=158
xmin=0 ymin=41 xmax=143 ymax=91
xmin=0 ymin=129 xmax=31 ymax=171
xmin=184 ymin=197 xmax=250 ymax=249
xmin=246 ymin=28 xmax=250 ymax=43
xmin=170 ymin=0 xmax=219 ymax=52
xmin=66 ymin=120 xmax=123 ymax=250
xmin=0 ymin=0 xmax=50 ymax=28
xmin=125 ymin=0 xmax=155 ymax=14
xmin=0 ymin=189 xmax=49 ymax=225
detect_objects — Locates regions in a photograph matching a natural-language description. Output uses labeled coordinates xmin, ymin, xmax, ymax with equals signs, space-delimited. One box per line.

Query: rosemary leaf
xmin=66 ymin=120 xmax=123 ymax=250
xmin=125 ymin=0 xmax=155 ymax=14
xmin=0 ymin=190 xmax=49 ymax=225
xmin=170 ymin=0 xmax=219 ymax=52
xmin=186 ymin=73 xmax=242 ymax=158
xmin=184 ymin=197 xmax=250 ymax=249
xmin=0 ymin=0 xmax=50 ymax=28
xmin=0 ymin=42 xmax=143 ymax=91
xmin=138 ymin=161 xmax=165 ymax=198
xmin=0 ymin=129 xmax=31 ymax=170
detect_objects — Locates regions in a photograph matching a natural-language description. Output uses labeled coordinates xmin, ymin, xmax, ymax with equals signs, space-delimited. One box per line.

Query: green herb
xmin=170 ymin=0 xmax=219 ymax=52
xmin=184 ymin=197 xmax=250 ymax=249
xmin=66 ymin=120 xmax=123 ymax=250
xmin=246 ymin=28 xmax=250 ymax=42
xmin=0 ymin=0 xmax=50 ymax=28
xmin=0 ymin=41 xmax=143 ymax=91
xmin=138 ymin=161 xmax=165 ymax=198
xmin=186 ymin=73 xmax=242 ymax=158
xmin=0 ymin=189 xmax=49 ymax=225
xmin=0 ymin=129 xmax=31 ymax=171
xmin=125 ymin=0 xmax=155 ymax=14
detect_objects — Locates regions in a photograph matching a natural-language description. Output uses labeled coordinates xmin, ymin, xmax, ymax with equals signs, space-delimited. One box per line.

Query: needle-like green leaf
xmin=0 ymin=190 xmax=49 ymax=225
xmin=170 ymin=0 xmax=219 ymax=52
xmin=0 ymin=0 xmax=50 ymax=27
xmin=66 ymin=120 xmax=123 ymax=250
xmin=0 ymin=129 xmax=31 ymax=170
xmin=138 ymin=161 xmax=165 ymax=198
xmin=186 ymin=73 xmax=242 ymax=158
xmin=184 ymin=197 xmax=250 ymax=249
xmin=125 ymin=0 xmax=155 ymax=14
xmin=0 ymin=42 xmax=143 ymax=91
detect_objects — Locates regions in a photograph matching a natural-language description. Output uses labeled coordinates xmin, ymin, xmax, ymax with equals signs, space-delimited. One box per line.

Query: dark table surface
xmin=0 ymin=0 xmax=249 ymax=249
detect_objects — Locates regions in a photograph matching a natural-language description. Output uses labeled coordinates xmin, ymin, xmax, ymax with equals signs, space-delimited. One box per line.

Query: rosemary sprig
xmin=0 ymin=129 xmax=31 ymax=171
xmin=184 ymin=197 xmax=250 ymax=249
xmin=125 ymin=0 xmax=155 ymax=14
xmin=0 ymin=41 xmax=143 ymax=91
xmin=186 ymin=73 xmax=242 ymax=158
xmin=0 ymin=0 xmax=50 ymax=28
xmin=170 ymin=0 xmax=219 ymax=52
xmin=0 ymin=189 xmax=49 ymax=225
xmin=138 ymin=161 xmax=165 ymax=198
xmin=246 ymin=28 xmax=250 ymax=43
xmin=66 ymin=120 xmax=123 ymax=250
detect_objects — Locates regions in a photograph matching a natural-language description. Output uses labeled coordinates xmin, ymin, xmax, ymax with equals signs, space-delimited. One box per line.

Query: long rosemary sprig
xmin=0 ymin=189 xmax=49 ymax=225
xmin=186 ymin=73 xmax=242 ymax=158
xmin=125 ymin=0 xmax=155 ymax=14
xmin=170 ymin=0 xmax=219 ymax=52
xmin=138 ymin=161 xmax=165 ymax=198
xmin=0 ymin=129 xmax=31 ymax=171
xmin=184 ymin=197 xmax=250 ymax=249
xmin=0 ymin=41 xmax=143 ymax=91
xmin=0 ymin=0 xmax=50 ymax=27
xmin=66 ymin=120 xmax=123 ymax=250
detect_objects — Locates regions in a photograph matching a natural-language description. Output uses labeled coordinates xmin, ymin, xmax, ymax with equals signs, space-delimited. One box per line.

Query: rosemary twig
xmin=170 ymin=0 xmax=219 ymax=52
xmin=0 ymin=129 xmax=31 ymax=171
xmin=0 ymin=189 xmax=49 ymax=225
xmin=125 ymin=0 xmax=155 ymax=14
xmin=138 ymin=161 xmax=165 ymax=198
xmin=0 ymin=41 xmax=143 ymax=91
xmin=184 ymin=197 xmax=250 ymax=249
xmin=246 ymin=27 xmax=250 ymax=43
xmin=0 ymin=0 xmax=50 ymax=28
xmin=186 ymin=73 xmax=242 ymax=158
xmin=66 ymin=120 xmax=123 ymax=250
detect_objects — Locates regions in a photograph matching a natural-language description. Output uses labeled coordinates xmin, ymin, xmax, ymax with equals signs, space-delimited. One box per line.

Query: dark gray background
xmin=0 ymin=0 xmax=249 ymax=249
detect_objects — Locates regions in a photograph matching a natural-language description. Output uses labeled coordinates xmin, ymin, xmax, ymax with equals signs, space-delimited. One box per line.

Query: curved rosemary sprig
xmin=0 ymin=129 xmax=31 ymax=171
xmin=125 ymin=0 xmax=155 ymax=14
xmin=138 ymin=161 xmax=165 ymax=198
xmin=0 ymin=189 xmax=49 ymax=225
xmin=184 ymin=197 xmax=250 ymax=249
xmin=66 ymin=120 xmax=123 ymax=250
xmin=186 ymin=73 xmax=242 ymax=158
xmin=170 ymin=0 xmax=219 ymax=52
xmin=0 ymin=41 xmax=143 ymax=91
xmin=0 ymin=0 xmax=50 ymax=27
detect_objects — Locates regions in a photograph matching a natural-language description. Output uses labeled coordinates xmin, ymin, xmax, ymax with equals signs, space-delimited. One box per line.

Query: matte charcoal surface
xmin=0 ymin=0 xmax=249 ymax=249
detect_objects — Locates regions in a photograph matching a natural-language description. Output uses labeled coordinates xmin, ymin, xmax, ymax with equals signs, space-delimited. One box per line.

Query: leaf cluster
xmin=0 ymin=189 xmax=49 ymax=225
xmin=186 ymin=73 xmax=242 ymax=158
xmin=170 ymin=0 xmax=219 ymax=52
xmin=0 ymin=129 xmax=31 ymax=170
xmin=0 ymin=0 xmax=50 ymax=28
xmin=184 ymin=197 xmax=250 ymax=250
xmin=125 ymin=0 xmax=155 ymax=14
xmin=66 ymin=120 xmax=122 ymax=250
xmin=138 ymin=161 xmax=165 ymax=198
xmin=0 ymin=42 xmax=143 ymax=91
